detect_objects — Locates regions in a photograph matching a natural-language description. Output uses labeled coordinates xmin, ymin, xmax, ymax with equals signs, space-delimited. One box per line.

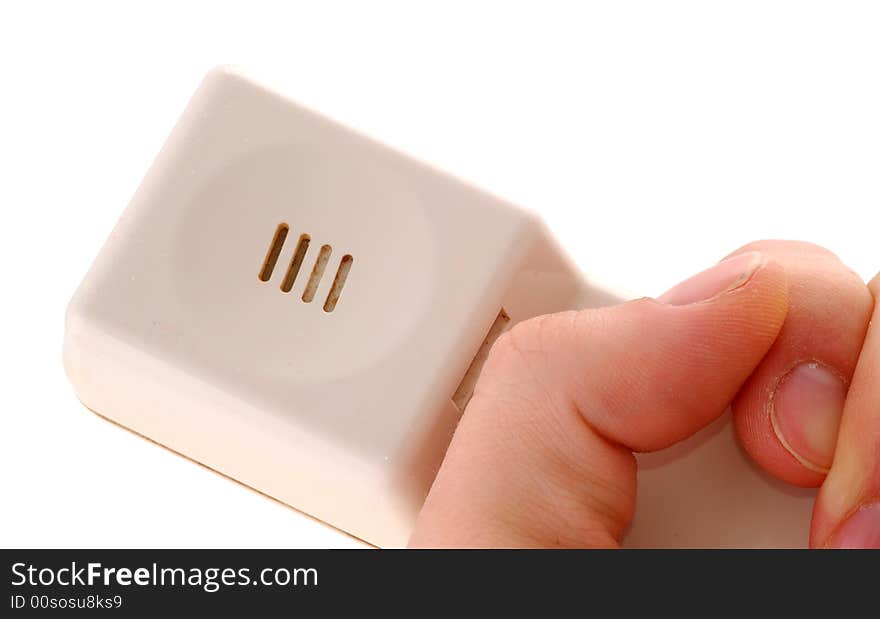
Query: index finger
xmin=729 ymin=241 xmax=873 ymax=486
xmin=813 ymin=273 xmax=880 ymax=548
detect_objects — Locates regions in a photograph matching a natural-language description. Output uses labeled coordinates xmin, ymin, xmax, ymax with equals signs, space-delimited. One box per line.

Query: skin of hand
xmin=409 ymin=241 xmax=875 ymax=548
xmin=813 ymin=273 xmax=880 ymax=548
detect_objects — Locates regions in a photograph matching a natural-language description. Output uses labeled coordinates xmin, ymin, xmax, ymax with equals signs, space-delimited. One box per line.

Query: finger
xmin=728 ymin=241 xmax=873 ymax=486
xmin=409 ymin=252 xmax=788 ymax=547
xmin=812 ymin=273 xmax=880 ymax=548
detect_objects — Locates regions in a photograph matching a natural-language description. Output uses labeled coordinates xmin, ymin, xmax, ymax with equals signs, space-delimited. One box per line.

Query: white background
xmin=1 ymin=1 xmax=878 ymax=547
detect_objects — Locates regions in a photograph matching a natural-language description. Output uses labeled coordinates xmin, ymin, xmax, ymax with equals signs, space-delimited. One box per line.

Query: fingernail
xmin=658 ymin=251 xmax=764 ymax=306
xmin=770 ymin=362 xmax=846 ymax=473
xmin=826 ymin=502 xmax=880 ymax=549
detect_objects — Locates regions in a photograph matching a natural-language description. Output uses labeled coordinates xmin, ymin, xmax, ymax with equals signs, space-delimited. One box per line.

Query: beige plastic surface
xmin=64 ymin=66 xmax=813 ymax=547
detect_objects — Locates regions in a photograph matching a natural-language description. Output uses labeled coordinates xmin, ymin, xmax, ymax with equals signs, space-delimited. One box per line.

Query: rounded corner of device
xmin=61 ymin=318 xmax=88 ymax=403
xmin=193 ymin=64 xmax=258 ymax=103
xmin=61 ymin=301 xmax=103 ymax=412
xmin=203 ymin=63 xmax=246 ymax=83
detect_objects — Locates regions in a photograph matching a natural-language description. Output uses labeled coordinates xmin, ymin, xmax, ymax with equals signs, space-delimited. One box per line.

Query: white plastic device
xmin=64 ymin=67 xmax=814 ymax=547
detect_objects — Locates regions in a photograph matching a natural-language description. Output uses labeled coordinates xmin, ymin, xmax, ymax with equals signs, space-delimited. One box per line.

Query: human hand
xmin=409 ymin=241 xmax=877 ymax=547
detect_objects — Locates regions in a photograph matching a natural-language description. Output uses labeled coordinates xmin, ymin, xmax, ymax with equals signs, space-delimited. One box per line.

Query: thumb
xmin=409 ymin=252 xmax=789 ymax=547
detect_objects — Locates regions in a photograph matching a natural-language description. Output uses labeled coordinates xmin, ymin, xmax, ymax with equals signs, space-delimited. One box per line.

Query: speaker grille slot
xmin=323 ymin=255 xmax=353 ymax=313
xmin=302 ymin=245 xmax=332 ymax=303
xmin=258 ymin=223 xmax=288 ymax=281
xmin=280 ymin=234 xmax=310 ymax=293
xmin=258 ymin=223 xmax=352 ymax=312
xmin=452 ymin=309 xmax=510 ymax=411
